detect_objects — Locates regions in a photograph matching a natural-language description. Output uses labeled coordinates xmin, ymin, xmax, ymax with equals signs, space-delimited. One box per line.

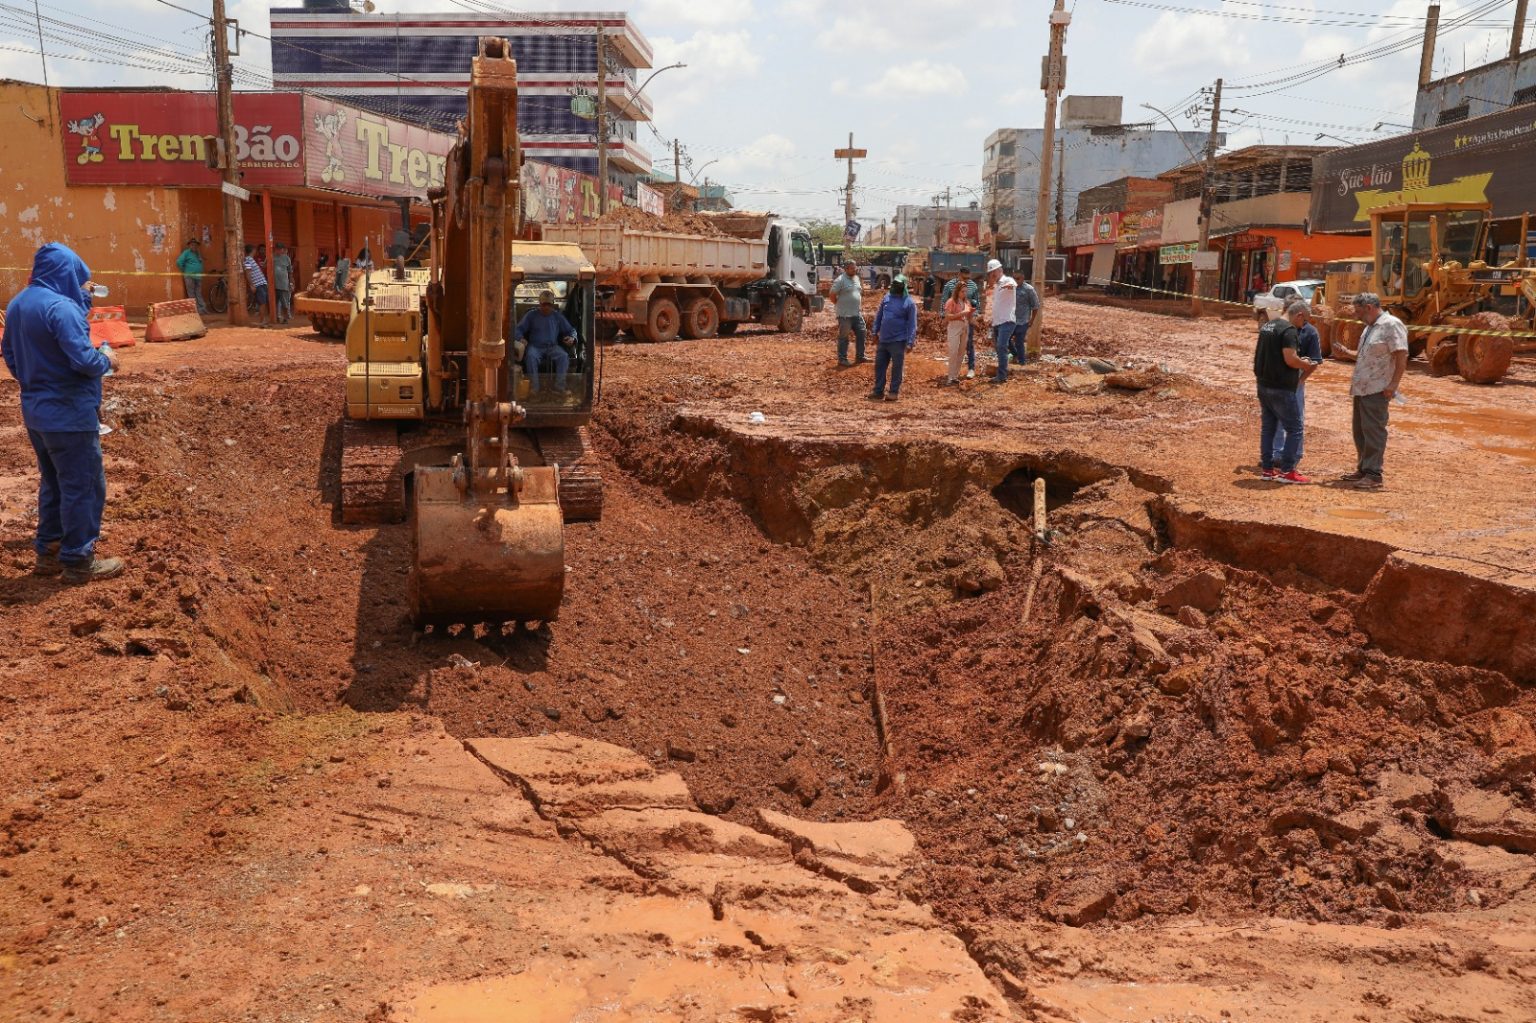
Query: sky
xmin=2 ymin=0 xmax=1532 ymax=227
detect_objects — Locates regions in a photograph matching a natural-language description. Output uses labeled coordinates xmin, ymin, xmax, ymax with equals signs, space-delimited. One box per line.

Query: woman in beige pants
xmin=942 ymin=286 xmax=973 ymax=385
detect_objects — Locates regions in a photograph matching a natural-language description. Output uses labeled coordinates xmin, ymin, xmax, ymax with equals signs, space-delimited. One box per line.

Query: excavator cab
xmin=507 ymin=272 xmax=597 ymax=414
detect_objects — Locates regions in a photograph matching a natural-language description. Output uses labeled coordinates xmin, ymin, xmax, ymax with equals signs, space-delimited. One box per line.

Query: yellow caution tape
xmin=1083 ymin=276 xmax=1536 ymax=342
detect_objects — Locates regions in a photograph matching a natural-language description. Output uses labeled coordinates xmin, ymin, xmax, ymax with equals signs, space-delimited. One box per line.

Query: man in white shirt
xmin=1333 ymin=292 xmax=1408 ymax=490
xmin=985 ymin=258 xmax=1017 ymax=384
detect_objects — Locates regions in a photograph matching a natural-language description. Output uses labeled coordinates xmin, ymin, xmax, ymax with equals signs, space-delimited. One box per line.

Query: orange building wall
xmin=0 ymin=83 xmax=189 ymax=314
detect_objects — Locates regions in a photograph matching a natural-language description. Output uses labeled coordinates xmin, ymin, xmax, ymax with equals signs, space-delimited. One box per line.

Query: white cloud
xmin=647 ymin=30 xmax=764 ymax=111
xmin=1133 ymin=12 xmax=1253 ymax=76
xmin=863 ymin=61 xmax=967 ymax=99
xmin=638 ymin=0 xmax=754 ymax=28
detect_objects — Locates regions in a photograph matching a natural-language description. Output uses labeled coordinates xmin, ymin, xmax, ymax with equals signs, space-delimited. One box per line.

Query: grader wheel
xmin=1456 ymin=314 xmax=1513 ymax=384
xmin=1425 ymin=331 xmax=1460 ymax=377
xmin=309 ymin=312 xmax=349 ymax=339
xmin=1310 ymin=305 xmax=1336 ymax=358
xmin=1332 ymin=317 xmax=1363 ymax=361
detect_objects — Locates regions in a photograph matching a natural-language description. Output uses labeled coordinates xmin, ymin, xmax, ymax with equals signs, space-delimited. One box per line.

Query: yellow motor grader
xmin=334 ymin=37 xmax=603 ymax=627
xmin=1315 ymin=202 xmax=1535 ymax=384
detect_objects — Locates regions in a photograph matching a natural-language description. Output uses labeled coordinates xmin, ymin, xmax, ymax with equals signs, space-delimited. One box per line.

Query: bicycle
xmin=199 ymin=271 xmax=261 ymax=317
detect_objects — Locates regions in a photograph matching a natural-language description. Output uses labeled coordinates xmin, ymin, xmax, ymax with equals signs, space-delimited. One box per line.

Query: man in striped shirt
xmin=242 ymin=244 xmax=270 ymax=326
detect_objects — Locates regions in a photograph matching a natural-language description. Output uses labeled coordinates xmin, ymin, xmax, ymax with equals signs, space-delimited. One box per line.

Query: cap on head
xmin=986 ymin=258 xmax=1003 ymax=273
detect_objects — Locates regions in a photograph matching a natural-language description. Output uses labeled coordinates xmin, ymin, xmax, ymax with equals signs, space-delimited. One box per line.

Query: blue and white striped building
xmin=269 ymin=2 xmax=655 ymax=180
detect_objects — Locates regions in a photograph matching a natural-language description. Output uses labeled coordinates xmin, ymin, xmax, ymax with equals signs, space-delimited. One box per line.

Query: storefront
xmin=1311 ymin=103 xmax=1536 ymax=255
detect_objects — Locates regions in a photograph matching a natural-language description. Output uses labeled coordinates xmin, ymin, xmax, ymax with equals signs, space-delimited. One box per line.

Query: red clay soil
xmin=593 ymin=203 xmax=731 ymax=237
xmin=3 ymin=297 xmax=1535 ymax=1020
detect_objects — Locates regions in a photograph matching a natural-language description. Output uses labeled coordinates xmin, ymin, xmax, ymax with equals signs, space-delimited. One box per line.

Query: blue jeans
xmin=1272 ymin=382 xmax=1306 ymax=463
xmin=872 ymin=341 xmax=908 ymax=396
xmin=183 ymin=274 xmax=206 ymax=315
xmin=277 ymin=289 xmax=293 ymax=322
xmin=837 ymin=315 xmax=867 ymax=363
xmin=992 ymin=322 xmax=1017 ymax=382
xmin=1257 ymin=385 xmax=1303 ymax=472
xmin=525 ymin=343 xmax=569 ymax=390
xmin=966 ymin=322 xmax=975 ymax=370
xmin=27 ymin=428 xmax=106 ymax=564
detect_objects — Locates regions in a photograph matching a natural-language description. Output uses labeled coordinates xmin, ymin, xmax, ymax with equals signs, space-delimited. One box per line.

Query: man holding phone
xmin=1253 ymin=300 xmax=1321 ymax=484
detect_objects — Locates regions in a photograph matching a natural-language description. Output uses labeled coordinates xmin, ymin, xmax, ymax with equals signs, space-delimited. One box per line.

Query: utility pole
xmin=1054 ymin=136 xmax=1065 ymax=254
xmin=595 ymin=29 xmax=609 ymax=214
xmin=1028 ymin=0 xmax=1070 ymax=356
xmin=673 ymin=138 xmax=682 ymax=211
xmin=212 ymin=0 xmax=246 ymax=325
xmin=1511 ymin=0 xmax=1528 ymax=58
xmin=833 ymin=133 xmax=867 ymax=260
xmin=1194 ymin=77 xmax=1223 ymax=316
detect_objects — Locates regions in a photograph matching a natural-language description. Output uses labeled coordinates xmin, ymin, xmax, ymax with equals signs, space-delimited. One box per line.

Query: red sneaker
xmin=1277 ymin=470 xmax=1311 ymax=484
xmin=1261 ymin=468 xmax=1279 ymax=480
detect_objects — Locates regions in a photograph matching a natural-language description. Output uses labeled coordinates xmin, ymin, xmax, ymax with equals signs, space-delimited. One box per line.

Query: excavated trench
xmin=588 ymin=392 xmax=1536 ymax=944
xmin=23 ymin=361 xmax=1530 ymax=961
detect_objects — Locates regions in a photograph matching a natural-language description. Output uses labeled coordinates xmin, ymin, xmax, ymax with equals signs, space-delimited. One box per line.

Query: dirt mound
xmin=595 ymin=204 xmax=730 ymax=238
xmin=301 ymin=266 xmax=364 ymax=298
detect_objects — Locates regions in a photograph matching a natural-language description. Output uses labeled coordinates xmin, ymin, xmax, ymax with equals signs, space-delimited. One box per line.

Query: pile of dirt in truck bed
xmin=595 ymin=204 xmax=732 ymax=237
xmin=300 ymin=266 xmax=364 ymax=298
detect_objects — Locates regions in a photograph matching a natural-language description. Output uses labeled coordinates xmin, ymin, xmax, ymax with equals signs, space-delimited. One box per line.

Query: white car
xmin=1254 ymin=280 xmax=1324 ymax=321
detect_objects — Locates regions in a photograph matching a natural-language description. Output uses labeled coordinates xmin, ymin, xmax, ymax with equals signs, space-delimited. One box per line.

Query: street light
xmin=688 ymin=159 xmax=718 ymax=184
xmin=1314 ymin=132 xmax=1355 ymax=145
xmin=634 ymin=62 xmax=686 ymax=101
xmin=1140 ymin=102 xmax=1204 ymax=164
xmin=598 ymin=59 xmax=686 ymax=212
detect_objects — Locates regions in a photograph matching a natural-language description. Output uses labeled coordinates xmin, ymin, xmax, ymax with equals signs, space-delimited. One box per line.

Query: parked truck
xmin=542 ymin=212 xmax=822 ymax=342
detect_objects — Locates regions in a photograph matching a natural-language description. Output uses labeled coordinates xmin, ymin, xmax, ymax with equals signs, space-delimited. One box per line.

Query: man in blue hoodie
xmin=2 ymin=243 xmax=124 ymax=582
xmin=868 ymin=275 xmax=918 ymax=402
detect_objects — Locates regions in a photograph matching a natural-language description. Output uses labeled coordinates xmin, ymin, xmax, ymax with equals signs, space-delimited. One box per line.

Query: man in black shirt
xmin=1253 ymin=301 xmax=1320 ymax=483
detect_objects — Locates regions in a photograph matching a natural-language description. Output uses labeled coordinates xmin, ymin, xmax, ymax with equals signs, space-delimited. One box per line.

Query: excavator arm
xmin=410 ymin=38 xmax=565 ymax=627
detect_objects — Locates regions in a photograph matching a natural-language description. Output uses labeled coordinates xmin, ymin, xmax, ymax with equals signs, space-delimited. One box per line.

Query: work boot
xmin=62 ymin=557 xmax=126 ymax=584
xmin=32 ymin=543 xmax=62 ymax=577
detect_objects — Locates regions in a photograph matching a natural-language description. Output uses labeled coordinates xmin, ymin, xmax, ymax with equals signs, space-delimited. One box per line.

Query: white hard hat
xmin=986 ymin=258 xmax=1003 ymax=273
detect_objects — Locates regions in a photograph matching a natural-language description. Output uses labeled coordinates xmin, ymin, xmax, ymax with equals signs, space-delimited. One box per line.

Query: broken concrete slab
xmin=1435 ymin=786 xmax=1536 ymax=854
xmin=755 ymin=808 xmax=918 ymax=890
xmin=465 ymin=734 xmax=694 ymax=817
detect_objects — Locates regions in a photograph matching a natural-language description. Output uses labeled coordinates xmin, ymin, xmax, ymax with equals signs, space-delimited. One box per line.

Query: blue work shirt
xmin=1016 ymin=281 xmax=1041 ymax=321
xmin=1295 ymin=322 xmax=1322 ymax=363
xmin=871 ymin=293 xmax=918 ymax=346
xmin=516 ymin=307 xmax=578 ymax=348
xmin=2 ymin=243 xmax=109 ymax=432
xmin=830 ymin=272 xmax=863 ymax=318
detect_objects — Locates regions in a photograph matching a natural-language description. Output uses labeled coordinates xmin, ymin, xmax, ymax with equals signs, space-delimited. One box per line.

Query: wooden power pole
xmin=212 ymin=0 xmax=246 ymax=324
xmin=1028 ymin=0 xmax=1070 ymax=356
xmin=596 ymin=29 xmax=609 ymax=214
xmin=1194 ymin=77 xmax=1223 ymax=316
xmin=1054 ymin=136 xmax=1065 ymax=254
xmin=834 ymin=133 xmax=867 ymax=260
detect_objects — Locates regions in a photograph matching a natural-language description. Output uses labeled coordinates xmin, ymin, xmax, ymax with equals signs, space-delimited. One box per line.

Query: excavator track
xmin=339 ymin=417 xmax=406 ymax=524
xmin=537 ymin=426 xmax=604 ymax=523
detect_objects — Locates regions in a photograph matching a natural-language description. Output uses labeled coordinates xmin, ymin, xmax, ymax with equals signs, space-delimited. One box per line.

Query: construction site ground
xmin=2 ymin=295 xmax=1535 ymax=1022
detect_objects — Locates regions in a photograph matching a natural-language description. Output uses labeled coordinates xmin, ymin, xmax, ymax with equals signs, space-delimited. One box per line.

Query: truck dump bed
xmin=541 ymin=224 xmax=767 ymax=283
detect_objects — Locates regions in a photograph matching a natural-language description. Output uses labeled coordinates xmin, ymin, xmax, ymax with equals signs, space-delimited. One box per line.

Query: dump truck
xmin=331 ymin=37 xmax=604 ymax=627
xmin=542 ymin=212 xmax=822 ymax=342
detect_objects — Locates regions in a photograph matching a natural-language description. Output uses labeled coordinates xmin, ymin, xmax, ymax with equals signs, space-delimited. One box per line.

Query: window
xmin=1514 ymin=83 xmax=1536 ymax=106
xmin=999 ymin=141 xmax=1016 ymax=157
xmin=1437 ymin=103 xmax=1469 ymax=126
xmin=997 ymin=171 xmax=1016 ymax=190
xmin=792 ymin=233 xmax=815 ymax=265
xmin=1273 ymin=286 xmax=1295 ymax=299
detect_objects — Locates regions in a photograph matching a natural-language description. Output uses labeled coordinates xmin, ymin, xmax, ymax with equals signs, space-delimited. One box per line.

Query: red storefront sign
xmin=520 ymin=160 xmax=623 ymax=225
xmin=1091 ymin=211 xmax=1120 ymax=243
xmin=301 ymin=96 xmax=452 ymax=198
xmin=947 ymin=220 xmax=980 ymax=246
xmin=60 ymin=92 xmax=303 ymax=187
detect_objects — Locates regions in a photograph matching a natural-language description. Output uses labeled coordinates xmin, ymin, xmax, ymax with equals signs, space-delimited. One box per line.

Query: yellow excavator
xmin=338 ymin=37 xmax=602 ymax=626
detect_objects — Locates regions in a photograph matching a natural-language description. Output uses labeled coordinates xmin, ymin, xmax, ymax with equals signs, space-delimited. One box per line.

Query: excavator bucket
xmin=409 ymin=465 xmax=565 ymax=627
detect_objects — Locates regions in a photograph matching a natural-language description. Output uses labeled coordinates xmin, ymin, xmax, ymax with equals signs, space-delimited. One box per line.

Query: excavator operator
xmin=514 ymin=289 xmax=578 ymax=393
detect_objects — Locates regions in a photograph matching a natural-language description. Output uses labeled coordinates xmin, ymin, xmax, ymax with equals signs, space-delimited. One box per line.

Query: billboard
xmin=1310 ymin=106 xmax=1536 ymax=232
xmin=60 ymin=91 xmax=303 ymax=187
xmin=947 ymin=220 xmax=981 ymax=247
xmin=301 ymin=96 xmax=453 ymax=198
xmin=520 ymin=160 xmax=624 ymax=225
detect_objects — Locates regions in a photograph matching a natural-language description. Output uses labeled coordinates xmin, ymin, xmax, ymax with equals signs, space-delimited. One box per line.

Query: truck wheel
xmin=878 ymin=274 xmax=891 ymax=289
xmin=778 ymin=299 xmax=804 ymax=334
xmin=595 ymin=319 xmax=620 ymax=344
xmin=681 ymin=298 xmax=720 ymax=339
xmin=646 ymin=299 xmax=681 ymax=343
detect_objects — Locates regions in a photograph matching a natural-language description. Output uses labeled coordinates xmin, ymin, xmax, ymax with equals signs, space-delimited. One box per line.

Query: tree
xmin=803 ymin=218 xmax=847 ymax=246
